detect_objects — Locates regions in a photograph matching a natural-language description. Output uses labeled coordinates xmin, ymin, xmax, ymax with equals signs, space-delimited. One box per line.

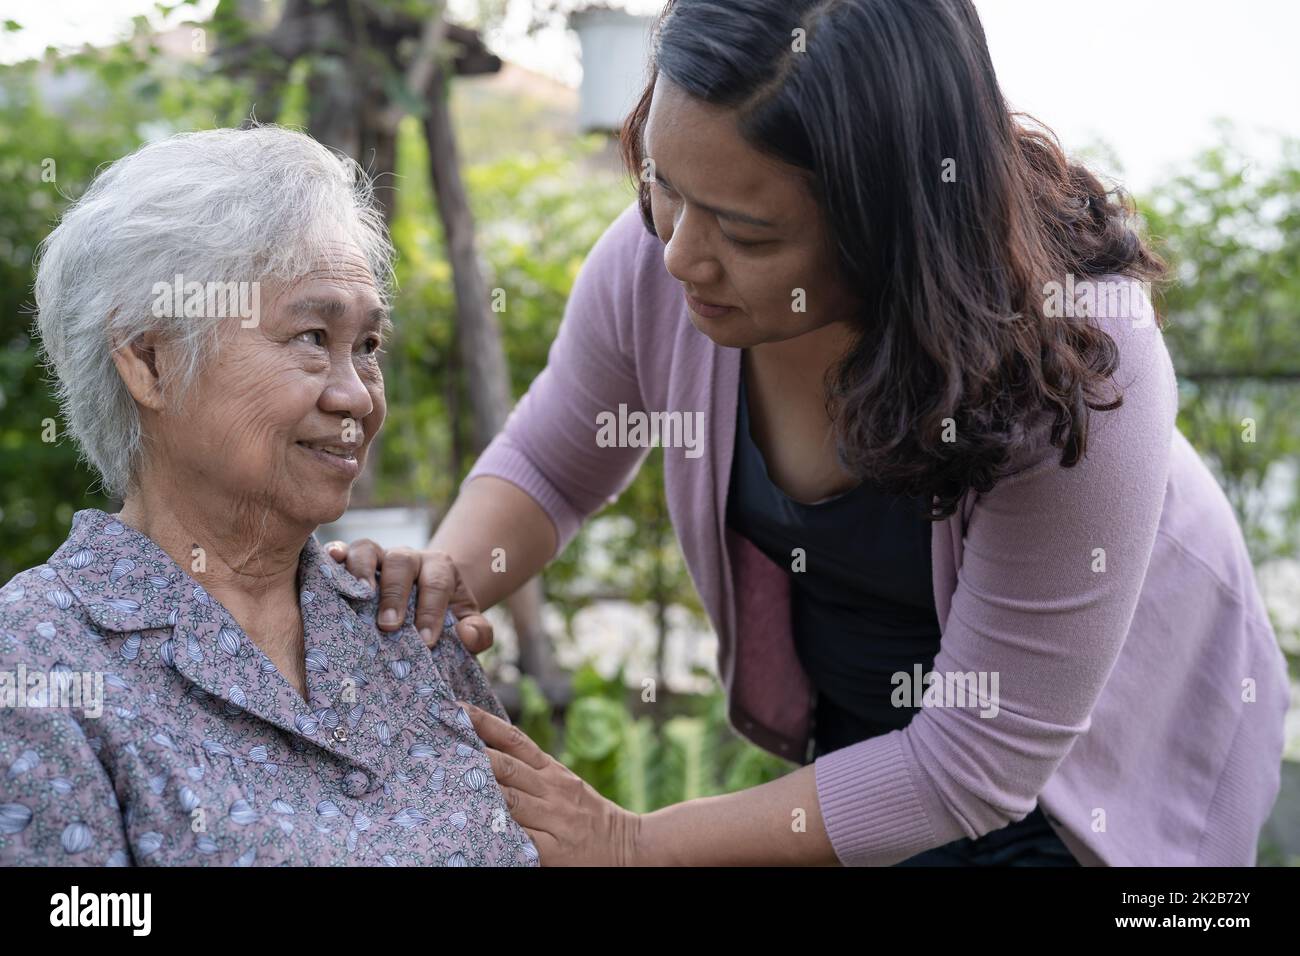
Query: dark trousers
xmin=811 ymin=694 xmax=1080 ymax=867
xmin=892 ymin=803 xmax=1079 ymax=866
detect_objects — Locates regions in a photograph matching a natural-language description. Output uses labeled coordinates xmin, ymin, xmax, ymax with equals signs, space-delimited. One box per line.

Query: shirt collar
xmin=48 ymin=508 xmax=376 ymax=634
xmin=46 ymin=509 xmax=401 ymax=776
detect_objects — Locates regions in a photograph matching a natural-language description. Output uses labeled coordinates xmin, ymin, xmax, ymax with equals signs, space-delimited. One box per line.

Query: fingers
xmin=460 ymin=701 xmax=550 ymax=772
xmin=454 ymin=613 xmax=494 ymax=654
xmin=336 ymin=541 xmax=488 ymax=651
xmin=446 ymin=573 xmax=493 ymax=653
xmin=497 ymin=784 xmax=560 ymax=839
xmin=485 ymin=746 xmax=546 ymax=797
xmin=413 ymin=552 xmax=458 ymax=646
xmin=341 ymin=538 xmax=382 ymax=591
xmin=376 ymin=547 xmax=421 ymax=631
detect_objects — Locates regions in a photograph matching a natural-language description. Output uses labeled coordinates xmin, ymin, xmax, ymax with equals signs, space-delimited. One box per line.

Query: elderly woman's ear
xmin=110 ymin=330 xmax=168 ymax=412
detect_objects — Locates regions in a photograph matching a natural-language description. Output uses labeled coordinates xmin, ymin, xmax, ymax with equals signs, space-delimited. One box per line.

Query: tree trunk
xmin=422 ymin=50 xmax=562 ymax=696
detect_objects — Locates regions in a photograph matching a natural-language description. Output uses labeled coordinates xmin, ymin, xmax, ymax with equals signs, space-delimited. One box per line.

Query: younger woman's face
xmin=642 ymin=75 xmax=860 ymax=349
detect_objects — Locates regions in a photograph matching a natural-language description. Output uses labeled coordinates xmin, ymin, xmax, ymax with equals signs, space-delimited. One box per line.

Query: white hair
xmin=33 ymin=124 xmax=395 ymax=498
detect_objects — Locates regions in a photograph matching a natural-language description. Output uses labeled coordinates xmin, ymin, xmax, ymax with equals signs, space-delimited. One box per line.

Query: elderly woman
xmin=0 ymin=126 xmax=537 ymax=866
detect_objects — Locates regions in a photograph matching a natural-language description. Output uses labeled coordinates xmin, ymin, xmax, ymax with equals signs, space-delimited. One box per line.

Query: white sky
xmin=2 ymin=0 xmax=1297 ymax=193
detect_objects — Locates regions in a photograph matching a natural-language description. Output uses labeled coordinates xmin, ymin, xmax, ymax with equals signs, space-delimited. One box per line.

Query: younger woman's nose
xmin=662 ymin=209 xmax=723 ymax=289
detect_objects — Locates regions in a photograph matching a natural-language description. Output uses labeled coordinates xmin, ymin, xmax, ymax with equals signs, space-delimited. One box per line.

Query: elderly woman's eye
xmin=295 ymin=330 xmax=326 ymax=347
xmin=363 ymin=336 xmax=383 ymax=355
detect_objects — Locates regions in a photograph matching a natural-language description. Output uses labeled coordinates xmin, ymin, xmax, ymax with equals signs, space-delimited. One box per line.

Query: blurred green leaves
xmin=516 ymin=666 xmax=793 ymax=814
xmin=1141 ymin=130 xmax=1300 ymax=563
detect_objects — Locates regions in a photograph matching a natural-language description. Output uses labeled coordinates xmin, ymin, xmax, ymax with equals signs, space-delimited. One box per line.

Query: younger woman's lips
xmin=685 ymin=292 xmax=734 ymax=319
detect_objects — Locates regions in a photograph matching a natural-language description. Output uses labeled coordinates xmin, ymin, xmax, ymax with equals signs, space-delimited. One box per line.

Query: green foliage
xmin=375 ymin=118 xmax=636 ymax=508
xmin=524 ymin=665 xmax=793 ymax=812
xmin=1139 ymin=130 xmax=1300 ymax=564
xmin=515 ymin=672 xmax=557 ymax=754
xmin=0 ymin=21 xmax=254 ymax=581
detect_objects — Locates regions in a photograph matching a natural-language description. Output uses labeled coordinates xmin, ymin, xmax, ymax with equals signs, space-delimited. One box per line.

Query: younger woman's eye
xmin=721 ymin=232 xmax=765 ymax=248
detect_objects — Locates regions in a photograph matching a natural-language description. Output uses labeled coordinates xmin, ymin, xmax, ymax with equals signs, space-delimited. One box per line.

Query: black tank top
xmin=725 ymin=372 xmax=943 ymax=755
xmin=725 ymin=373 xmax=1078 ymax=863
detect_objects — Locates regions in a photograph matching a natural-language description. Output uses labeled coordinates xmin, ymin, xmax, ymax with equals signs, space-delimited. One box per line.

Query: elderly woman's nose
xmin=320 ymin=355 xmax=376 ymax=418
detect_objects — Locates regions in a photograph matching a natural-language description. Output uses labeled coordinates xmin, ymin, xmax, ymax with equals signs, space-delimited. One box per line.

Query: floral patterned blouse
xmin=0 ymin=508 xmax=538 ymax=866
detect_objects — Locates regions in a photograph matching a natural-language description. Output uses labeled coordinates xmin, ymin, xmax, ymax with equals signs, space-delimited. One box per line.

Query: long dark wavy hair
xmin=621 ymin=0 xmax=1167 ymax=518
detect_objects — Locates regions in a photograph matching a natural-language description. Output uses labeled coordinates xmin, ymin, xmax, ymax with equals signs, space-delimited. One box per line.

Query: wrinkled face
xmin=642 ymin=75 xmax=860 ymax=349
xmin=153 ymin=242 xmax=388 ymax=530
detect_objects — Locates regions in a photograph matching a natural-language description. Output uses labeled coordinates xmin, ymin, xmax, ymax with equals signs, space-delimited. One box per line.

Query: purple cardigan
xmin=467 ymin=203 xmax=1290 ymax=866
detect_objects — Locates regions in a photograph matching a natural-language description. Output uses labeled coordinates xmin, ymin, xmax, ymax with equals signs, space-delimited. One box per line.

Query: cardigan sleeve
xmin=814 ymin=279 xmax=1178 ymax=865
xmin=464 ymin=204 xmax=655 ymax=555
